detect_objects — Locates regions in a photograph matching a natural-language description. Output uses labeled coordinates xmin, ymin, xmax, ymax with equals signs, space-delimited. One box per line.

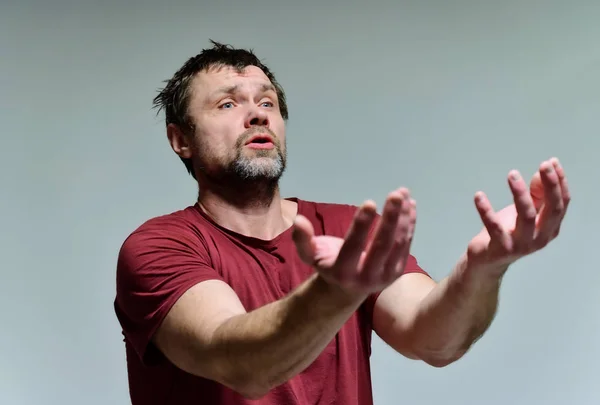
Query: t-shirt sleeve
xmin=114 ymin=220 xmax=225 ymax=364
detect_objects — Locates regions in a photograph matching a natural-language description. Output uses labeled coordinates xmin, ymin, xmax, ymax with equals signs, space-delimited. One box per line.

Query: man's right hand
xmin=292 ymin=188 xmax=417 ymax=298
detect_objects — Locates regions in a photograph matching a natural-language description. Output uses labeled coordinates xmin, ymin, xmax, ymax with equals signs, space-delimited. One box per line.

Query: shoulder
xmin=114 ymin=206 xmax=228 ymax=364
xmin=122 ymin=204 xmax=209 ymax=246
xmin=116 ymin=205 xmax=211 ymax=277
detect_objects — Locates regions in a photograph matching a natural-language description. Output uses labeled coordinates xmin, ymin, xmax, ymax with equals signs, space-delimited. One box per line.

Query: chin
xmin=234 ymin=155 xmax=285 ymax=178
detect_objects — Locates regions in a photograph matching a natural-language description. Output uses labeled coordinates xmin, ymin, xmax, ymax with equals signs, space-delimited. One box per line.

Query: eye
xmin=260 ymin=101 xmax=274 ymax=108
xmin=219 ymin=101 xmax=234 ymax=109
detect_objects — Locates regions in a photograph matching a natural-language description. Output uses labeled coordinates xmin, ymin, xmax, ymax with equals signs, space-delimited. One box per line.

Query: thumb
xmin=292 ymin=214 xmax=316 ymax=265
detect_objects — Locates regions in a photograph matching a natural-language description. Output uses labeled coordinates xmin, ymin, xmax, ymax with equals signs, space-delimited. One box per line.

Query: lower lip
xmin=245 ymin=142 xmax=275 ymax=149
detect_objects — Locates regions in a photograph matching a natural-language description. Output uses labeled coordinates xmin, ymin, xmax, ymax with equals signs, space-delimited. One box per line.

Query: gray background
xmin=1 ymin=1 xmax=598 ymax=404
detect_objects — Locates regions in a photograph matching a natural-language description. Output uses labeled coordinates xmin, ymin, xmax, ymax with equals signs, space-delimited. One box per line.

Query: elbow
xmin=422 ymin=355 xmax=460 ymax=368
xmin=392 ymin=346 xmax=462 ymax=368
xmin=237 ymin=387 xmax=271 ymax=400
xmin=219 ymin=369 xmax=275 ymax=400
xmin=171 ymin=357 xmax=274 ymax=398
xmin=418 ymin=346 xmax=469 ymax=368
xmin=235 ymin=381 xmax=272 ymax=400
xmin=389 ymin=332 xmax=473 ymax=368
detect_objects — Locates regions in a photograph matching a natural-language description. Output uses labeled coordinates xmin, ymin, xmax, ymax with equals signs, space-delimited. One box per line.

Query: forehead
xmin=192 ymin=65 xmax=273 ymax=97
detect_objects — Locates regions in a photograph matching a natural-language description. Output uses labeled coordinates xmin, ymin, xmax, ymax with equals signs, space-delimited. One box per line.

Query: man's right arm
xmin=152 ymin=190 xmax=416 ymax=399
xmin=118 ymin=189 xmax=414 ymax=400
xmin=153 ymin=273 xmax=365 ymax=399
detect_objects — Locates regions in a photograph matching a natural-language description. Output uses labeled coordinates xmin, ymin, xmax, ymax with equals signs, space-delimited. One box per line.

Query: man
xmin=114 ymin=41 xmax=570 ymax=405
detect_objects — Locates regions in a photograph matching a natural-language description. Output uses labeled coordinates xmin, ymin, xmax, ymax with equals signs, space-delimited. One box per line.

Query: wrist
xmin=312 ymin=274 xmax=369 ymax=307
xmin=455 ymin=253 xmax=507 ymax=290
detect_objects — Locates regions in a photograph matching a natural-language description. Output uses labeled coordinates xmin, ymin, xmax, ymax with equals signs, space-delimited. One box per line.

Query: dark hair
xmin=152 ymin=40 xmax=289 ymax=179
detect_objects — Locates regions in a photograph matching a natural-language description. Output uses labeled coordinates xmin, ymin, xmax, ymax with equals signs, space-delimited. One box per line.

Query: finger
xmin=551 ymin=157 xmax=571 ymax=211
xmin=529 ymin=171 xmax=545 ymax=212
xmin=335 ymin=200 xmax=378 ymax=274
xmin=549 ymin=157 xmax=571 ymax=237
xmin=474 ymin=191 xmax=512 ymax=249
xmin=359 ymin=189 xmax=407 ymax=282
xmin=407 ymin=198 xmax=417 ymax=243
xmin=535 ymin=160 xmax=565 ymax=246
xmin=382 ymin=197 xmax=416 ymax=279
xmin=292 ymin=214 xmax=317 ymax=265
xmin=508 ymin=170 xmax=537 ymax=250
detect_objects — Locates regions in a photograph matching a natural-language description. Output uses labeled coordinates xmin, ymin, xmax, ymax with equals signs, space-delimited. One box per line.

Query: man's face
xmin=186 ymin=65 xmax=287 ymax=184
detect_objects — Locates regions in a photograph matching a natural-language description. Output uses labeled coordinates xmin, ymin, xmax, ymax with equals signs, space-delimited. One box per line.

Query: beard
xmin=196 ymin=127 xmax=287 ymax=207
xmin=230 ymin=144 xmax=286 ymax=181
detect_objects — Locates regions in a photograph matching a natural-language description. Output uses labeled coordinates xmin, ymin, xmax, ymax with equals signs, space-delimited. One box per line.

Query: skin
xmin=154 ymin=64 xmax=571 ymax=398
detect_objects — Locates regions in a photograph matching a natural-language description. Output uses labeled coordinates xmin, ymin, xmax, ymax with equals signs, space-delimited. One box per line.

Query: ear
xmin=167 ymin=123 xmax=193 ymax=159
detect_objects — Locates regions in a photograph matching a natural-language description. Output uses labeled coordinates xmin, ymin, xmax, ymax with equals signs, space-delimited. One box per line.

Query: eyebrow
xmin=260 ymin=83 xmax=277 ymax=93
xmin=211 ymin=83 xmax=277 ymax=99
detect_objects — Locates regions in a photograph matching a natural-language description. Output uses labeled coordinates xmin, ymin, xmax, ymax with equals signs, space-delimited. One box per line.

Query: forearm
xmin=410 ymin=254 xmax=505 ymax=366
xmin=209 ymin=273 xmax=365 ymax=398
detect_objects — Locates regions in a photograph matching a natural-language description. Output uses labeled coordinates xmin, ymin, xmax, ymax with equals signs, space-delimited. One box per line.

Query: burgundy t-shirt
xmin=114 ymin=198 xmax=427 ymax=405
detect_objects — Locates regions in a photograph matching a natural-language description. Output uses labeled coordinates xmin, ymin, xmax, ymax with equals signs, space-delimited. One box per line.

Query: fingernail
xmin=361 ymin=203 xmax=377 ymax=217
xmin=552 ymin=157 xmax=562 ymax=168
xmin=510 ymin=171 xmax=520 ymax=180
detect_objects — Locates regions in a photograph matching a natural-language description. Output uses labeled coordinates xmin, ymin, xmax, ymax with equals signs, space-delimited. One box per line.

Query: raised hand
xmin=466 ymin=157 xmax=571 ymax=275
xmin=292 ymin=188 xmax=416 ymax=297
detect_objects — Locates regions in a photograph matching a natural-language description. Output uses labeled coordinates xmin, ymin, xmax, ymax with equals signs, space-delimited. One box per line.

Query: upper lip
xmin=245 ymin=134 xmax=274 ymax=145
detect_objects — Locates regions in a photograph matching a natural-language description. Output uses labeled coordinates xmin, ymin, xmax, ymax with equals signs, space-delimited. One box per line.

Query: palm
xmin=292 ymin=189 xmax=417 ymax=296
xmin=468 ymin=204 xmax=521 ymax=265
xmin=466 ymin=158 xmax=570 ymax=271
xmin=311 ymin=235 xmax=346 ymax=269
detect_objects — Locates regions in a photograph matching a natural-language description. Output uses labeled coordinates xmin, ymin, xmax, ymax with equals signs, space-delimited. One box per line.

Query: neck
xmin=197 ymin=179 xmax=295 ymax=240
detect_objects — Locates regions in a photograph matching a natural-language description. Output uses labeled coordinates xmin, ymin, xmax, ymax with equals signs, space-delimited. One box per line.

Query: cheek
xmin=195 ymin=139 xmax=220 ymax=162
xmin=192 ymin=130 xmax=235 ymax=163
xmin=272 ymin=119 xmax=286 ymax=143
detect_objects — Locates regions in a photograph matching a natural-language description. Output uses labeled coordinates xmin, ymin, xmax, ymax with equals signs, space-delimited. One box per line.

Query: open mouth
xmin=245 ymin=135 xmax=274 ymax=145
xmin=250 ymin=138 xmax=270 ymax=144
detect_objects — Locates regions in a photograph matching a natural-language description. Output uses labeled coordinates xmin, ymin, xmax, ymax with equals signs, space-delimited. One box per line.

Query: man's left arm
xmin=373 ymin=257 xmax=503 ymax=367
xmin=373 ymin=157 xmax=570 ymax=367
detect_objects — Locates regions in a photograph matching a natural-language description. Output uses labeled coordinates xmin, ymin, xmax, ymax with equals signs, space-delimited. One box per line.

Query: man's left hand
xmin=466 ymin=157 xmax=571 ymax=277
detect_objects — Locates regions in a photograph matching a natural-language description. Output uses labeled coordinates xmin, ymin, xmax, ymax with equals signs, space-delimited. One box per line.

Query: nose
xmin=244 ymin=107 xmax=270 ymax=128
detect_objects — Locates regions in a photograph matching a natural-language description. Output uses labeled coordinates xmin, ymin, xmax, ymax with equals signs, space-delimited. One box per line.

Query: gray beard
xmin=230 ymin=151 xmax=285 ymax=181
xmin=199 ymin=151 xmax=286 ymax=209
xmin=199 ymin=148 xmax=287 ymax=195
